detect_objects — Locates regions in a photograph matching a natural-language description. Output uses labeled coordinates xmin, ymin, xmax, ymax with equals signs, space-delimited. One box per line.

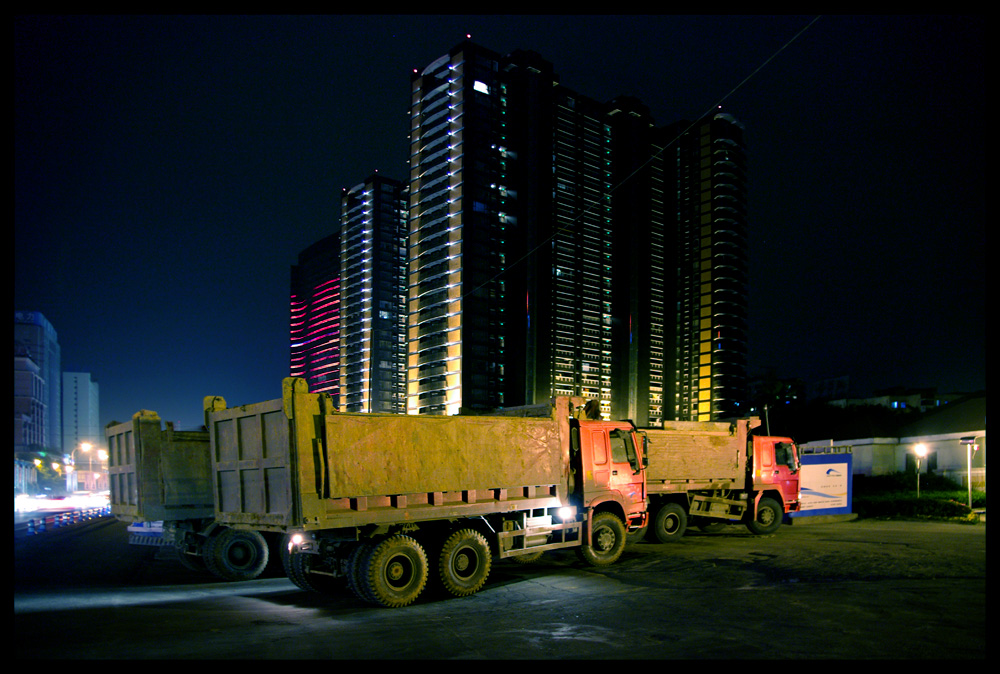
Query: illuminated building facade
xmin=661 ymin=112 xmax=750 ymax=421
xmin=605 ymin=97 xmax=668 ymax=427
xmin=501 ymin=49 xmax=615 ymax=417
xmin=407 ymin=39 xmax=508 ymax=415
xmin=339 ymin=175 xmax=409 ymax=413
xmin=290 ymin=233 xmax=341 ymax=401
xmin=404 ymin=39 xmax=750 ymax=420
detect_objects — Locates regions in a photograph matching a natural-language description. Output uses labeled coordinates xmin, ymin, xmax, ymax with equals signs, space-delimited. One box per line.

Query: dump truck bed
xmin=105 ymin=411 xmax=214 ymax=523
xmin=207 ymin=379 xmax=571 ymax=533
xmin=643 ymin=419 xmax=752 ymax=493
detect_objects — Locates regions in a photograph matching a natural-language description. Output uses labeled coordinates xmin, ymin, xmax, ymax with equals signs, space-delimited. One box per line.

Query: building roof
xmin=898 ymin=393 xmax=986 ymax=437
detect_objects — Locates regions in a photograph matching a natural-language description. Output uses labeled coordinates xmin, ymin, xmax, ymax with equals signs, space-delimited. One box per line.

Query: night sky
xmin=15 ymin=15 xmax=985 ymax=431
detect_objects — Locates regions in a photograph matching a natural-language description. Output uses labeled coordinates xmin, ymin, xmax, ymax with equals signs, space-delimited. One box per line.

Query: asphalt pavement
xmin=14 ymin=514 xmax=986 ymax=660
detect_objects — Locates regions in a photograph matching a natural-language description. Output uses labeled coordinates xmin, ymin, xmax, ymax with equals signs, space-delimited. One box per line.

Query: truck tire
xmin=509 ymin=550 xmax=544 ymax=564
xmin=283 ymin=544 xmax=344 ymax=595
xmin=204 ymin=528 xmax=269 ymax=582
xmin=746 ymin=497 xmax=783 ymax=535
xmin=438 ymin=529 xmax=492 ymax=597
xmin=653 ymin=502 xmax=687 ymax=543
xmin=345 ymin=542 xmax=375 ymax=602
xmin=362 ymin=535 xmax=429 ymax=608
xmin=576 ymin=512 xmax=627 ymax=567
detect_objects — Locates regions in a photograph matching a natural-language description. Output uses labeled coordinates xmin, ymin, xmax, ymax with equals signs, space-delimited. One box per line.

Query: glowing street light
xmin=913 ymin=444 xmax=928 ymax=497
xmin=71 ymin=442 xmax=95 ymax=491
xmin=960 ymin=437 xmax=981 ymax=509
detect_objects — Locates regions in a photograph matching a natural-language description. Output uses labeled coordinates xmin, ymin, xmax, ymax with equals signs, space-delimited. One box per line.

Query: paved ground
xmin=14 ymin=515 xmax=986 ymax=660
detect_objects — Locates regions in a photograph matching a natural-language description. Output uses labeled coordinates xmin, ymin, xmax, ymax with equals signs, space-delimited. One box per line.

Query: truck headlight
xmin=557 ymin=506 xmax=577 ymax=522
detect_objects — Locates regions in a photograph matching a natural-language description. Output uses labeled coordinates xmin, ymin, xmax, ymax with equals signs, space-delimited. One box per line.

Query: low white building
xmin=800 ymin=394 xmax=985 ymax=491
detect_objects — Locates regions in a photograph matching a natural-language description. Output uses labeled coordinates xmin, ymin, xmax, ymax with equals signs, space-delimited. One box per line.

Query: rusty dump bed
xmin=207 ymin=378 xmax=572 ymax=533
xmin=105 ymin=411 xmax=214 ymax=523
xmin=643 ymin=419 xmax=755 ymax=492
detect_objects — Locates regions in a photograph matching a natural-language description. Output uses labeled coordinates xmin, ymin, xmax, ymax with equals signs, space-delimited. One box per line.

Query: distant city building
xmin=62 ymin=372 xmax=100 ymax=455
xmin=62 ymin=371 xmax=100 ymax=490
xmin=339 ymin=174 xmax=409 ymax=413
xmin=290 ymin=233 xmax=342 ymax=403
xmin=14 ymin=310 xmax=61 ymax=450
xmin=805 ymin=375 xmax=851 ymax=402
xmin=829 ymin=387 xmax=965 ymax=413
xmin=14 ymin=343 xmax=45 ymax=452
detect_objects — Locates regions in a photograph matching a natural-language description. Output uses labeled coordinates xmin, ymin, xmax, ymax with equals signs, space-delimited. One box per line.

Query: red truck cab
xmin=748 ymin=434 xmax=801 ymax=531
xmin=572 ymin=419 xmax=648 ymax=555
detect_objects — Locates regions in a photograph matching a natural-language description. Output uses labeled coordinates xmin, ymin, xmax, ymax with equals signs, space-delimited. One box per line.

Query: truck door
xmin=580 ymin=424 xmax=644 ymax=512
xmin=606 ymin=428 xmax=645 ymax=511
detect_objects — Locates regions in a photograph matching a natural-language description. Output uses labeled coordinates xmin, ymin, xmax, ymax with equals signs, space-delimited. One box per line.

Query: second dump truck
xmin=204 ymin=377 xmax=648 ymax=608
xmin=641 ymin=418 xmax=801 ymax=542
xmin=105 ymin=410 xmax=279 ymax=581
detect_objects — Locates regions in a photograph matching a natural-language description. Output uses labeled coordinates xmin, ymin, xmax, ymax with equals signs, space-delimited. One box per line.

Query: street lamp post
xmin=913 ymin=443 xmax=927 ymax=498
xmin=960 ymin=436 xmax=980 ymax=509
xmin=71 ymin=442 xmax=94 ymax=492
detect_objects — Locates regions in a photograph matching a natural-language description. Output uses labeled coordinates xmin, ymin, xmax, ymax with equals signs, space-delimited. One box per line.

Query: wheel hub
xmin=387 ymin=560 xmax=406 ymax=582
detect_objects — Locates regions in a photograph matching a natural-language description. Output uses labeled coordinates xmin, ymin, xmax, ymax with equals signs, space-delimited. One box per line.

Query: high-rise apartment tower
xmin=406 ymin=40 xmax=509 ymax=415
xmin=339 ymin=175 xmax=409 ymax=413
xmin=290 ymin=233 xmax=342 ymax=402
xmin=661 ymin=111 xmax=750 ymax=421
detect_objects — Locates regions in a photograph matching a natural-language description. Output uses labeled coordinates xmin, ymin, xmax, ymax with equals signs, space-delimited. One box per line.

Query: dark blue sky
xmin=15 ymin=15 xmax=985 ymax=430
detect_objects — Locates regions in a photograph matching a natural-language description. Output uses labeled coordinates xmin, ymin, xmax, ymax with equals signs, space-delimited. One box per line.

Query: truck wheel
xmin=509 ymin=550 xmax=544 ymax=564
xmin=362 ymin=535 xmax=428 ymax=608
xmin=345 ymin=542 xmax=375 ymax=602
xmin=746 ymin=497 xmax=783 ymax=535
xmin=576 ymin=512 xmax=627 ymax=567
xmin=438 ymin=529 xmax=492 ymax=597
xmin=283 ymin=546 xmax=343 ymax=595
xmin=653 ymin=503 xmax=687 ymax=543
xmin=204 ymin=528 xmax=269 ymax=582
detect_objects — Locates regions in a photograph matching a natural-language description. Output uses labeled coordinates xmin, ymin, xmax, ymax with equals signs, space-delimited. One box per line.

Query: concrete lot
xmin=14 ymin=516 xmax=986 ymax=660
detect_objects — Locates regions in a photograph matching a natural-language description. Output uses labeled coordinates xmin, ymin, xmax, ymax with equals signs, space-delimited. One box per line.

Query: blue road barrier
xmin=24 ymin=505 xmax=112 ymax=535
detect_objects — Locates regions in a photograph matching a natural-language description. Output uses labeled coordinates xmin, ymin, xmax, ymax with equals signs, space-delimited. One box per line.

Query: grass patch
xmin=852 ymin=473 xmax=985 ymax=523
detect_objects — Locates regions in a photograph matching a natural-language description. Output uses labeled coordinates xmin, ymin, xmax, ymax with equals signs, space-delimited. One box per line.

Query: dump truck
xmin=203 ymin=377 xmax=648 ymax=608
xmin=640 ymin=418 xmax=801 ymax=543
xmin=105 ymin=410 xmax=279 ymax=581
